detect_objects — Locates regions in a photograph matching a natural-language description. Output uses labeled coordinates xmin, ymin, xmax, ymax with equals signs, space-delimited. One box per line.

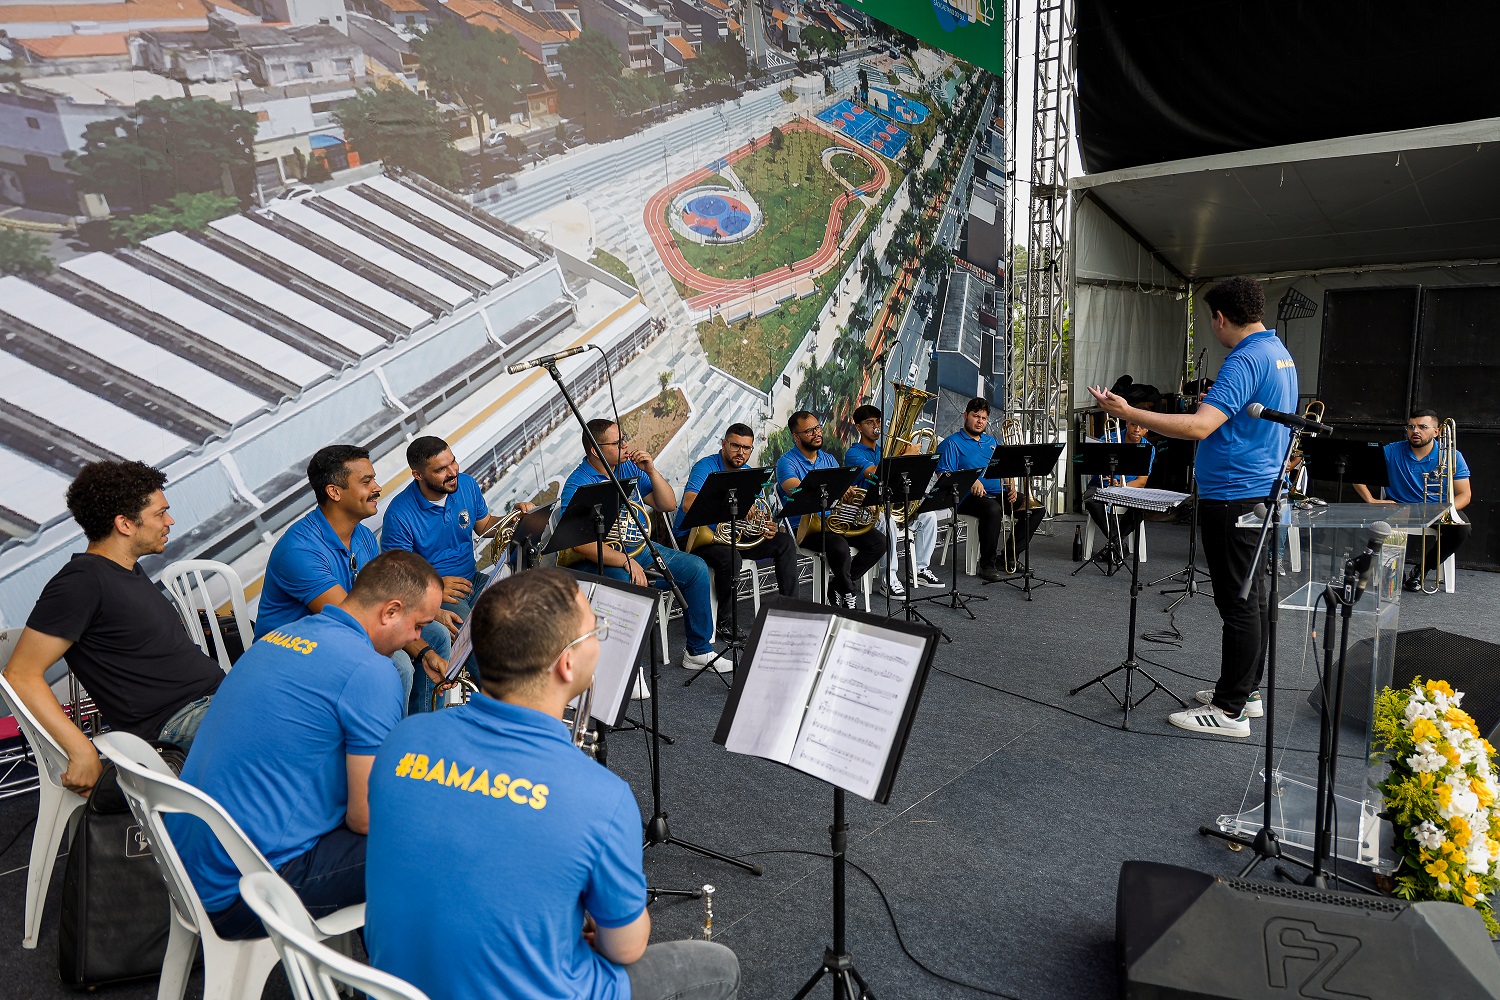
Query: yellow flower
xmin=1438 ymin=785 xmax=1454 ymax=810
xmin=1471 ymin=778 xmax=1494 ymax=808
xmin=1465 ymin=875 xmax=1481 ymax=895
xmin=1427 ymin=679 xmax=1455 ymax=698
xmin=1446 ymin=708 xmax=1481 ymax=737
xmin=1412 ymin=718 xmax=1441 ymax=743
xmin=1453 ymin=850 xmax=1468 ymax=867
xmin=1442 ymin=839 xmax=1456 ymax=854
xmin=1442 ymin=744 xmax=1462 ymax=766
xmin=1427 ymin=859 xmax=1449 ymax=876
xmin=1483 ymin=739 xmax=1496 ymax=757
xmin=1420 ymin=772 xmax=1436 ymax=788
xmin=1452 ymin=817 xmax=1472 ymax=848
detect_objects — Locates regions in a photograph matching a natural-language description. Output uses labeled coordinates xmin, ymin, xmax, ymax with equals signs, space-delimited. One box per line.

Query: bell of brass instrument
xmin=557 ymin=495 xmax=652 ymax=567
xmin=1286 ymin=400 xmax=1325 ymax=500
xmin=685 ymin=485 xmax=779 ymax=553
xmin=701 ymin=884 xmax=715 ymax=941
xmin=481 ymin=505 xmax=530 ymax=571
xmin=565 ymin=679 xmax=598 ymax=757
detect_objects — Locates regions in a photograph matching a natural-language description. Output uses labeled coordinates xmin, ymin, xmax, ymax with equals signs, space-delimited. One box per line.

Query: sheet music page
xmin=724 ymin=610 xmax=835 ymax=761
xmin=580 ymin=581 xmax=653 ymax=726
xmin=445 ymin=558 xmax=514 ymax=679
xmin=787 ymin=620 xmax=926 ymax=800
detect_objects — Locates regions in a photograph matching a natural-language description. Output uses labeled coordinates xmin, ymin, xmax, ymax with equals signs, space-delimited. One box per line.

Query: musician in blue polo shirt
xmin=675 ymin=422 xmax=799 ymax=639
xmin=1084 ymin=415 xmax=1156 ymax=560
xmin=846 ymin=404 xmax=941 ymax=595
xmin=776 ymin=410 xmax=886 ymax=608
xmin=1091 ymin=276 xmax=1297 ymax=738
xmin=558 ymin=418 xmax=719 ymax=672
xmin=365 ymin=568 xmax=740 ymax=1000
xmin=258 ymin=445 xmax=447 ymax=710
xmin=170 ymin=552 xmax=440 ymax=939
xmin=934 ymin=397 xmax=1044 ymax=582
xmin=1353 ymin=408 xmax=1474 ymax=590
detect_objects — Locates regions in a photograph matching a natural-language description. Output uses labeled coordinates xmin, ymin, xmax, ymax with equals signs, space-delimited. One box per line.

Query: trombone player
xmin=1352 ymin=409 xmax=1473 ymax=591
xmin=675 ymin=423 xmax=799 ymax=639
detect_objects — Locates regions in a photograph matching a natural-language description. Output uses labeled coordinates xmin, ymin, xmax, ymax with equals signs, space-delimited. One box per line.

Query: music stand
xmin=984 ymin=444 xmax=1065 ymax=599
xmin=1068 ymin=486 xmax=1190 ymax=729
xmin=543 ymin=478 xmax=638 ymax=570
xmin=912 ymin=469 xmax=984 ymax=617
xmin=867 ymin=453 xmax=943 ymax=637
xmin=780 ymin=466 xmax=860 ymax=607
xmin=510 ymin=502 xmax=555 ymax=570
xmin=675 ymin=466 xmax=774 ymax=684
xmin=1300 ymin=437 xmax=1388 ymax=503
xmin=1072 ymin=442 xmax=1154 ymax=578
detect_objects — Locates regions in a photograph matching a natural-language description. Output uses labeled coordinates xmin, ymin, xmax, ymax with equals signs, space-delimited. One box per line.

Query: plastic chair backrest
xmin=0 ymin=663 xmax=75 ymax=791
xmin=159 ymin=559 xmax=253 ymax=671
xmin=239 ymin=872 xmax=432 ymax=1000
xmin=94 ymin=731 xmax=276 ymax=937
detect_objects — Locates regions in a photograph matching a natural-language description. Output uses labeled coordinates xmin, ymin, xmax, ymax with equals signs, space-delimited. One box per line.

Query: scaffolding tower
xmin=1005 ymin=0 xmax=1074 ymax=515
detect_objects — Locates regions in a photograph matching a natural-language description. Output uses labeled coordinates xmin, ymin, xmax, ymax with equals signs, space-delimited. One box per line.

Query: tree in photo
xmin=66 ymin=96 xmax=257 ymax=212
xmin=335 ymin=84 xmax=462 ymax=189
xmin=412 ymin=21 xmax=532 ymax=136
xmin=109 ymin=191 xmax=241 ymax=246
xmin=687 ymin=38 xmax=748 ymax=88
xmin=655 ymin=370 xmax=676 ymax=416
xmin=558 ymin=29 xmax=624 ymax=128
xmin=801 ymin=25 xmax=842 ymax=64
xmin=769 ymin=125 xmax=785 ymax=156
xmin=0 ymin=228 xmax=54 ymax=277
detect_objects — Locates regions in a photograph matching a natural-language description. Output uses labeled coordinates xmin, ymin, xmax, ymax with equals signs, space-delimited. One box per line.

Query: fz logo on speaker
xmin=125 ymin=824 xmax=151 ymax=859
xmin=1263 ymin=918 xmax=1368 ymax=999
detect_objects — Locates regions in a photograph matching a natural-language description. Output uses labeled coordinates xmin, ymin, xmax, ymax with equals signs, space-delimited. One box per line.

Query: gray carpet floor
xmin=1 ymin=516 xmax=1496 ymax=999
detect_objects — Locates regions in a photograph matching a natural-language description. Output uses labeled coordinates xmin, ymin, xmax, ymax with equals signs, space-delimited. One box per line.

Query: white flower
xmin=1414 ymin=820 xmax=1446 ymax=850
xmin=1442 ymin=774 xmax=1482 ymax=819
xmin=1406 ymin=698 xmax=1438 ymax=723
xmin=1452 ymin=690 xmax=1466 ymax=708
xmin=1407 ymin=743 xmax=1446 ymax=774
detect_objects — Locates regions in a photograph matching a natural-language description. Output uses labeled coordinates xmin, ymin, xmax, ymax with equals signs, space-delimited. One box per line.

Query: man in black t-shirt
xmin=4 ymin=462 xmax=224 ymax=796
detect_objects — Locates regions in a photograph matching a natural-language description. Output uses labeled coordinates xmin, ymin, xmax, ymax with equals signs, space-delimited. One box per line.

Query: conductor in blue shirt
xmin=1090 ymin=276 xmax=1297 ymax=738
xmin=1352 ymin=409 xmax=1473 ymax=590
xmin=775 ymin=410 xmax=886 ymax=608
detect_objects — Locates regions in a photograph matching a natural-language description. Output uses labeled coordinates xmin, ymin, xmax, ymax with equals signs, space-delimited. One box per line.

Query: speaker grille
xmin=1226 ymin=877 xmax=1408 ymax=912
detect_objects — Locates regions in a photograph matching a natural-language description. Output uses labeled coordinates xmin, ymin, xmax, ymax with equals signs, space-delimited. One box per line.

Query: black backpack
xmin=57 ymin=741 xmax=186 ymax=989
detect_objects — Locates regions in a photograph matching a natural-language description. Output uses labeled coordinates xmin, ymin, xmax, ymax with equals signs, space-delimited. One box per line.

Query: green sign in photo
xmin=848 ymin=0 xmax=1005 ymax=76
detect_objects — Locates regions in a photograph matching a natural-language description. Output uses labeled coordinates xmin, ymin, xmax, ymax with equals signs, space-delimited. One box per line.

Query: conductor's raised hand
xmin=1088 ymin=385 xmax=1131 ymax=420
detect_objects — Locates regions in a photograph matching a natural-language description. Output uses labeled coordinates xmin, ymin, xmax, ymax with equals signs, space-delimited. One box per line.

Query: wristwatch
xmin=414 ymin=645 xmax=436 ymax=666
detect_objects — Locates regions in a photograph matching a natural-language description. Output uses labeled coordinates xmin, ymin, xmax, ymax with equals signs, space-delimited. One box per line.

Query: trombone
xmin=1418 ymin=418 xmax=1462 ymax=594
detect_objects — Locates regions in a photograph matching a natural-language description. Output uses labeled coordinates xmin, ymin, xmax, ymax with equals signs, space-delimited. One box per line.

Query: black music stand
xmin=1072 ymin=442 xmax=1154 ymax=578
xmin=1300 ymin=437 xmax=1387 ymax=503
xmin=780 ymin=466 xmax=860 ymax=607
xmin=912 ymin=469 xmax=984 ymax=617
xmin=984 ymin=443 xmax=1065 ymax=599
xmin=1068 ymin=487 xmax=1189 ymax=730
xmin=509 ymin=502 xmax=555 ymax=570
xmin=867 ymin=453 xmax=943 ymax=637
xmin=676 ymin=466 xmax=773 ymax=684
xmin=543 ymin=478 xmax=638 ymax=570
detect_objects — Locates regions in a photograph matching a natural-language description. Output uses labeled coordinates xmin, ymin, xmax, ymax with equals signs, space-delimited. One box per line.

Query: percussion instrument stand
xmin=1069 ymin=517 xmax=1187 ymax=729
xmin=1198 ymin=430 xmax=1315 ymax=880
xmin=792 ymin=787 xmax=873 ymax=1000
xmin=912 ymin=470 xmax=984 ymax=619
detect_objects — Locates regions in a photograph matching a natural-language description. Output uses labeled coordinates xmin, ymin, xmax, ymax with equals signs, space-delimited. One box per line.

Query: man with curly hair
xmin=3 ymin=461 xmax=225 ymax=795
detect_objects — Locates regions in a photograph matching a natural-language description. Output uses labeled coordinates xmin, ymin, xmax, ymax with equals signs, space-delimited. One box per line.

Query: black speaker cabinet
xmin=1117 ymin=861 xmax=1500 ymax=999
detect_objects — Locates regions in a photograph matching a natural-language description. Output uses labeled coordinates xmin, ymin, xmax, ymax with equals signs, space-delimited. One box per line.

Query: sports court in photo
xmin=868 ymin=86 xmax=930 ymax=125
xmin=815 ymin=100 xmax=911 ymax=160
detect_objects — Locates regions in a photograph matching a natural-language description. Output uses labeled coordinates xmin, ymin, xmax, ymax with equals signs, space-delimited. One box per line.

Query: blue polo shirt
xmin=1383 ymin=441 xmax=1471 ymax=504
xmin=844 ymin=441 xmax=881 ymax=489
xmin=935 ymin=431 xmax=1003 ymax=494
xmin=1090 ymin=428 xmax=1155 ymax=488
xmin=775 ymin=447 xmax=841 ymax=532
xmin=366 ymin=694 xmax=646 ymax=1000
xmin=380 ymin=475 xmax=489 ymax=578
xmin=256 ymin=508 xmax=379 ymax=639
xmin=558 ymin=459 xmax=646 ymax=513
xmin=1197 ymin=330 xmax=1298 ymax=500
xmin=674 ymin=452 xmax=729 ymax=537
xmin=167 ymin=605 xmax=403 ymax=913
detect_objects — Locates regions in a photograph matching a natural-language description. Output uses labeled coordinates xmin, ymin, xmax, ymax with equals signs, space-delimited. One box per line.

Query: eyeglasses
xmin=556 ymin=615 xmax=609 ymax=659
xmin=796 ymin=424 xmax=823 ymax=436
xmin=1405 ymin=423 xmax=1435 ymax=431
xmin=596 ymin=434 xmax=632 ymax=448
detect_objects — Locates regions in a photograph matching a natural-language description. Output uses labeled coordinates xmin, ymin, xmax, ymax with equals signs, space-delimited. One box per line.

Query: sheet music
xmin=723 ymin=611 xmax=835 ymax=761
xmin=444 ymin=559 xmax=514 ymax=679
xmin=1093 ymin=486 xmax=1190 ymax=512
xmin=787 ymin=621 xmax=926 ymax=800
xmin=579 ymin=580 xmax=654 ymax=727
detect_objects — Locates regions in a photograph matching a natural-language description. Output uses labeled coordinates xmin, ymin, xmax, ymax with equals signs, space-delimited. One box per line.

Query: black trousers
xmin=957 ymin=494 xmax=1045 ymax=564
xmin=1406 ymin=520 xmax=1472 ymax=578
xmin=1198 ymin=497 xmax=1271 ymax=717
xmin=799 ymin=526 xmax=887 ymax=595
xmin=1085 ymin=497 xmax=1145 ymax=550
xmin=695 ymin=530 xmax=800 ymax=609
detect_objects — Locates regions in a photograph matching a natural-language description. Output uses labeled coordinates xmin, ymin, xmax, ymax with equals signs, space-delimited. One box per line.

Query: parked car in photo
xmin=277 ymin=184 xmax=316 ymax=201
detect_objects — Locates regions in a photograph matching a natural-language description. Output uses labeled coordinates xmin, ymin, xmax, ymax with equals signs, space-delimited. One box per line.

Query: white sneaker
xmin=1169 ymin=704 xmax=1251 ymax=737
xmin=682 ymin=649 xmax=732 ymax=674
xmin=1194 ymin=688 xmax=1263 ymax=718
xmin=884 ymin=576 xmax=906 ymax=596
xmin=632 ymin=673 xmax=651 ymax=700
xmin=915 ymin=568 xmax=944 ymax=588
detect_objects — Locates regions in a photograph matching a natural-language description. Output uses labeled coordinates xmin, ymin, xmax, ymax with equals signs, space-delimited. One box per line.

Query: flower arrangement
xmin=1373 ymin=677 xmax=1500 ymax=935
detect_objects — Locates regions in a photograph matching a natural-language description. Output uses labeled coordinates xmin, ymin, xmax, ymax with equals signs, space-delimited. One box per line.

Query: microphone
xmin=1245 ymin=403 xmax=1333 ymax=436
xmin=1349 ymin=520 xmax=1394 ymax=600
xmin=506 ymin=344 xmax=590 ymax=375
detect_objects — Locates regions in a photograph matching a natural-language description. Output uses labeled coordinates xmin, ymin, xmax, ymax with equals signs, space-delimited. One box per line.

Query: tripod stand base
xmin=1070 ymin=659 xmax=1187 ymax=730
xmin=989 ymin=570 xmax=1064 ymax=600
xmin=644 ymin=814 xmax=765 ymax=876
xmin=792 ymin=948 xmax=873 ymax=1000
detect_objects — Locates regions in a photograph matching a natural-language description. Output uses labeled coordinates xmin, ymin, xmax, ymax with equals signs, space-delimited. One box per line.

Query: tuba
xmin=822 ymin=380 xmax=938 ymax=537
xmin=685 ymin=486 xmax=780 ymax=553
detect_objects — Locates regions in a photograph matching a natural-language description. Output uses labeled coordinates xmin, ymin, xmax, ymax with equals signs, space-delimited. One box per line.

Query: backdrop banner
xmin=851 ymin=0 xmax=1005 ymax=77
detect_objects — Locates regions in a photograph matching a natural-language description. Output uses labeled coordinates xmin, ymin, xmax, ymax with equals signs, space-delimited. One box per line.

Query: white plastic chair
xmin=937 ymin=513 xmax=981 ymax=576
xmin=0 ymin=636 xmax=89 ymax=949
xmin=240 ymin=872 xmax=431 ymax=1000
xmin=1082 ymin=513 xmax=1149 ymax=563
xmin=160 ymin=560 xmax=253 ymax=671
xmin=95 ymin=731 xmax=365 ymax=1000
xmin=803 ymin=550 xmax=872 ymax=611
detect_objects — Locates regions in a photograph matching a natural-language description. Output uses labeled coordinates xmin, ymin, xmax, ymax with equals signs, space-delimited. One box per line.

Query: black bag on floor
xmin=57 ymin=742 xmax=186 ymax=989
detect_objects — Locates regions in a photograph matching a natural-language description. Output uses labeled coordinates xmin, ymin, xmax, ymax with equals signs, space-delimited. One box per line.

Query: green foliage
xmin=335 ymin=85 xmax=461 ymax=189
xmin=757 ymin=427 xmax=793 ymax=470
xmin=0 ymin=228 xmax=54 ymax=277
xmin=800 ymin=25 xmax=842 ymax=60
xmin=589 ymin=248 xmax=637 ymax=287
xmin=686 ymin=39 xmax=748 ymax=88
xmin=768 ymin=126 xmax=785 ymax=154
xmin=558 ymin=30 xmax=672 ymax=122
xmin=655 ymin=370 xmax=676 ymax=416
xmin=109 ymin=191 xmax=241 ymax=245
xmin=413 ymin=21 xmax=532 ymax=119
xmin=66 ymin=96 xmax=256 ymax=211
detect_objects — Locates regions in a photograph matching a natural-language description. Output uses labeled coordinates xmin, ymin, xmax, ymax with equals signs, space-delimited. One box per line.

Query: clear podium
xmin=1213 ymin=502 xmax=1447 ymax=873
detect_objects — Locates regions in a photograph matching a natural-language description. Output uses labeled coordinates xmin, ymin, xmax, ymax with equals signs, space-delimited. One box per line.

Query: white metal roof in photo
xmin=320 ymin=188 xmax=509 ymax=288
xmin=0 ymin=448 xmax=72 ymax=525
xmin=362 ymin=175 xmax=540 ymax=270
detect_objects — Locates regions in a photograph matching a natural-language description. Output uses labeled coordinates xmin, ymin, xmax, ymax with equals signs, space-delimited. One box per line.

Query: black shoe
xmin=1403 ymin=573 xmax=1423 ymax=593
xmin=716 ymin=623 xmax=749 ymax=642
xmin=976 ymin=560 xmax=1004 ymax=582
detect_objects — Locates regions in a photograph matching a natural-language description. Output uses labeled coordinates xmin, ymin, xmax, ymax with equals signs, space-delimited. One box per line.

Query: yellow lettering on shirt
xmin=408 ymin=755 xmax=430 ymax=780
xmin=424 ymin=759 xmax=448 ymax=783
xmin=529 ymin=784 xmax=548 ymax=809
xmin=446 ymin=765 xmax=474 ymax=790
xmin=507 ymin=778 xmax=532 ymax=805
xmin=468 ymin=770 xmax=491 ymax=796
xmin=1277 ymin=359 xmax=1295 ymax=370
xmin=258 ymin=632 xmax=317 ymax=654
xmin=393 ymin=755 xmax=547 ymax=810
xmin=394 ymin=753 xmax=416 ymax=777
xmin=494 ymin=773 xmax=511 ymax=798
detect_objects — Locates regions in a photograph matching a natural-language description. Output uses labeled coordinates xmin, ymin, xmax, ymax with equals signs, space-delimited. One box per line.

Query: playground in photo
xmin=669 ymin=187 xmax=764 ymax=244
xmin=867 ymin=86 xmax=930 ymax=125
xmin=815 ymin=100 xmax=912 ymax=160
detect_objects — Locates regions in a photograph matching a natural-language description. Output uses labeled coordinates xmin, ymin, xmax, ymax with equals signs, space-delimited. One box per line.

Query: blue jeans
xmin=404 ymin=618 xmax=455 ymax=715
xmin=208 ymin=825 xmax=367 ymax=940
xmin=580 ymin=547 xmax=714 ymax=655
xmin=627 ymin=940 xmax=740 ymax=1000
xmin=157 ymin=695 xmax=214 ymax=751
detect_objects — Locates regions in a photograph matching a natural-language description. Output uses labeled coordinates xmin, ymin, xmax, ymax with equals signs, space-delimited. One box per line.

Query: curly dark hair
xmin=1202 ymin=276 xmax=1265 ymax=327
xmin=66 ymin=461 xmax=168 ymax=543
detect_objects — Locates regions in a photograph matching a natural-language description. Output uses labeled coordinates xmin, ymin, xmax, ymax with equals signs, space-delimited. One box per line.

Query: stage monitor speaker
xmin=1317 ymin=287 xmax=1419 ymax=426
xmin=1416 ymin=285 xmax=1500 ymax=430
xmin=1117 ymin=861 xmax=1500 ymax=1000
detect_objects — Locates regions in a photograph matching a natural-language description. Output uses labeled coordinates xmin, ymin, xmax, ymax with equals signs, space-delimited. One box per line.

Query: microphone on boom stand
xmin=1245 ymin=403 xmax=1333 ymax=436
xmin=507 ymin=344 xmax=592 ymax=374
